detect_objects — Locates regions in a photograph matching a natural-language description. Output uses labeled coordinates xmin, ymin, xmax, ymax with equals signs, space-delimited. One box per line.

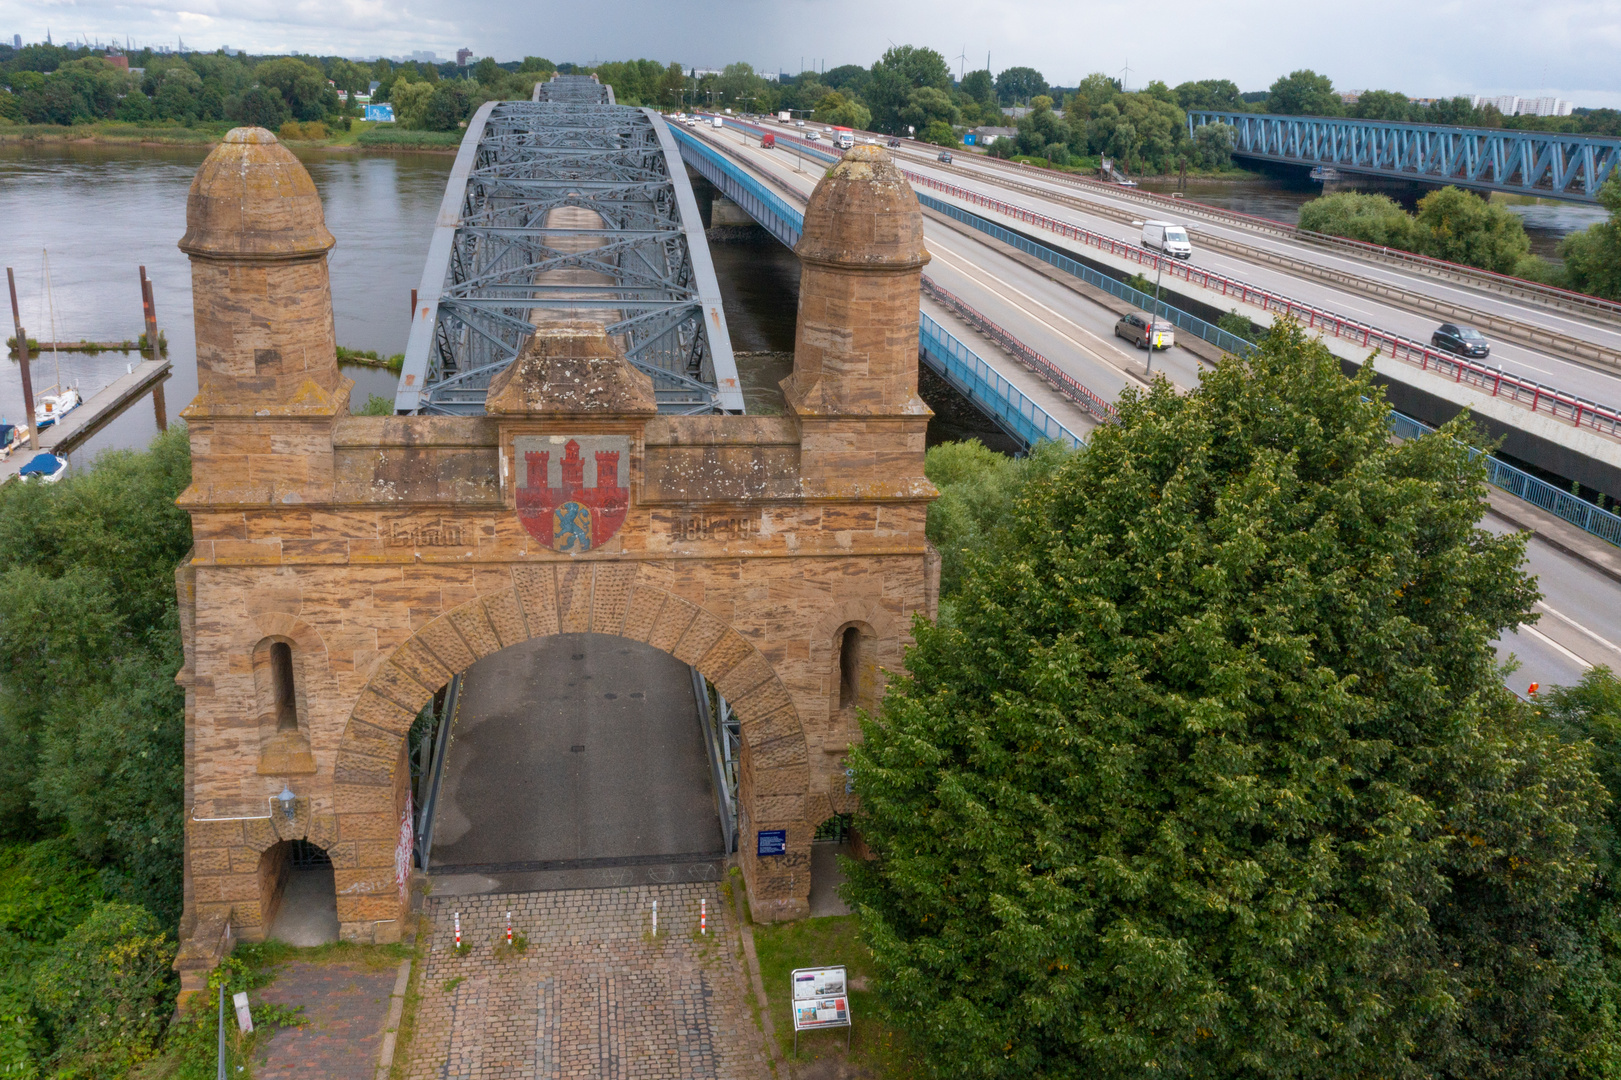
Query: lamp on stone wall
xmin=276 ymin=784 xmax=297 ymax=825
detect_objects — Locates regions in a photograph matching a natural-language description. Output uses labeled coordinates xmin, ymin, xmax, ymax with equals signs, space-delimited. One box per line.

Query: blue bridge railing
xmin=1189 ymin=110 xmax=1621 ymax=205
xmin=918 ymin=313 xmax=1085 ymax=448
xmin=1387 ymin=411 xmax=1621 ymax=546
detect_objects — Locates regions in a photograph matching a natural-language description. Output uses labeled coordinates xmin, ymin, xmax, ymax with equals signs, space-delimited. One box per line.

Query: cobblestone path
xmin=406 ymin=883 xmax=769 ymax=1079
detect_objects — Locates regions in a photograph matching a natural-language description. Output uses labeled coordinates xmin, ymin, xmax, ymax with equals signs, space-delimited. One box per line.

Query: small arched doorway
xmin=259 ymin=839 xmax=338 ymax=945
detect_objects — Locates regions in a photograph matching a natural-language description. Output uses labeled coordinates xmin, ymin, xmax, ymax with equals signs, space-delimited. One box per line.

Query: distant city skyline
xmin=5 ymin=0 xmax=1619 ymax=109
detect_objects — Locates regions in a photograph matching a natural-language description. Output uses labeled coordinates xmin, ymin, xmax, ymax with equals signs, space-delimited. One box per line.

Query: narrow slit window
xmin=839 ymin=627 xmax=861 ymax=710
xmin=271 ymin=641 xmax=298 ymax=731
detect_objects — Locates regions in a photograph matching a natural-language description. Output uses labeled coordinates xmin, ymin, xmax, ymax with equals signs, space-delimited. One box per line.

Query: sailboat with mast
xmin=32 ymin=250 xmax=81 ymax=432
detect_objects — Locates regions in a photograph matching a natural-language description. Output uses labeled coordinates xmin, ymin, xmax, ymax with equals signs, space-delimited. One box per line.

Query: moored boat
xmin=18 ymin=452 xmax=66 ymax=482
xmin=34 ymin=387 xmax=81 ymax=431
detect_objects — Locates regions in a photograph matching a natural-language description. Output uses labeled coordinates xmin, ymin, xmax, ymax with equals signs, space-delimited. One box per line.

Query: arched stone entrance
xmin=170 ymin=130 xmax=937 ymax=995
xmin=332 ymin=571 xmax=812 ymax=938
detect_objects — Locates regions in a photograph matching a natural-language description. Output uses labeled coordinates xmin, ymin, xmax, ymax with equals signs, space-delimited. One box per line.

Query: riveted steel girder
xmin=395 ymin=85 xmax=741 ymax=415
xmin=1189 ymin=110 xmax=1621 ymax=204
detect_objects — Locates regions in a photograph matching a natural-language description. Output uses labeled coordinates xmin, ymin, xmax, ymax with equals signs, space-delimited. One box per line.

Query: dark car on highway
xmin=1432 ymin=323 xmax=1491 ymax=359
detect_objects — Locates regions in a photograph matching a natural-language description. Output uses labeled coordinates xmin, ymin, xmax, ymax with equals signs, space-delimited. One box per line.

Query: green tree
xmin=1297 ymin=190 xmax=1419 ymax=247
xmin=923 ymin=440 xmax=1073 ymax=601
xmin=1412 ymin=184 xmax=1534 ymax=274
xmin=866 ymin=45 xmax=950 ymax=133
xmin=1350 ymin=88 xmax=1415 ymax=121
xmin=31 ymin=902 xmax=175 ymax=1070
xmin=0 ymin=428 xmax=191 ymax=918
xmin=472 ymin=56 xmax=501 ymax=87
xmin=234 ymin=84 xmax=288 ymax=129
xmin=901 ymin=85 xmax=959 ymax=133
xmin=1190 ymin=121 xmax=1235 ymax=169
xmin=846 ymin=322 xmax=1609 ymax=1079
xmin=1559 ymin=175 xmax=1621 ymax=300
xmin=1266 ymin=68 xmax=1342 ymax=115
xmin=422 ymin=82 xmax=471 ymax=130
xmin=960 ymin=69 xmax=995 ymax=110
xmin=253 ymin=56 xmax=336 ymax=121
xmin=1174 ymin=78 xmax=1243 ymax=112
xmin=813 ymin=91 xmax=872 ymax=131
xmin=995 ymin=65 xmax=1048 ymax=105
xmin=389 ymin=79 xmax=435 ymax=129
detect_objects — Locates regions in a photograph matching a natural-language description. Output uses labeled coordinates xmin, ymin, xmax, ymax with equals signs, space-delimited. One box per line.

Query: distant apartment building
xmin=456 ymin=47 xmax=472 ymax=66
xmin=13 ymin=34 xmax=21 ymax=49
xmin=1472 ymin=94 xmax=1573 ymax=117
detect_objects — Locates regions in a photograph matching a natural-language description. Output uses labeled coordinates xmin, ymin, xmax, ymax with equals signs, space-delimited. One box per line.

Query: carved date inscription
xmin=672 ymin=512 xmax=758 ymax=542
xmin=387 ymin=520 xmax=466 ymax=547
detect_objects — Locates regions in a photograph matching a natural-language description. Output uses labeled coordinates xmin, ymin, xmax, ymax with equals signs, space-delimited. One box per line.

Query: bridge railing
xmin=918 ymin=312 xmax=1085 ymax=448
xmin=907 ymin=171 xmax=1621 ymax=441
xmin=1388 ymin=411 xmax=1621 ymax=547
xmin=921 ymin=275 xmax=1117 ymax=424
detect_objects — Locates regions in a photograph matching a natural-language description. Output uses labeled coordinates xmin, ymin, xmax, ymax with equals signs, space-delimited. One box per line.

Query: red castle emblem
xmin=515 ymin=436 xmax=630 ymax=552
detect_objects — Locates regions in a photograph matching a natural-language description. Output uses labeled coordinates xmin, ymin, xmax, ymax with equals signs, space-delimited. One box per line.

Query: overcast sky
xmin=7 ymin=0 xmax=1620 ymax=109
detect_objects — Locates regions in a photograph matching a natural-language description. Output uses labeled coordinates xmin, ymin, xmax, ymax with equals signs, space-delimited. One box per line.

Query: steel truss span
xmin=395 ymin=92 xmax=741 ymax=415
xmin=1190 ymin=110 xmax=1621 ymax=204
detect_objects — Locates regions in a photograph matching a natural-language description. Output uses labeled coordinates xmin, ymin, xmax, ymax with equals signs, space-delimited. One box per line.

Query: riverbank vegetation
xmin=0 ymin=427 xmax=193 ymax=1073
xmin=1298 ymin=176 xmax=1621 ymax=296
xmin=856 ymin=322 xmax=1621 ymax=1078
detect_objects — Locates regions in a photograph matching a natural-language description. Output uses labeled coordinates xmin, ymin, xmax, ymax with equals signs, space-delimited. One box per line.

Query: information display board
xmin=791 ymin=965 xmax=851 ymax=1052
xmin=364 ymin=103 xmax=395 ymax=123
xmin=757 ymin=829 xmax=787 ymax=856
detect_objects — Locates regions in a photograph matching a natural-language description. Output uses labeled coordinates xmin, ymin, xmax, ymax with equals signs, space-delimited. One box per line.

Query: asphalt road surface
xmin=427 ymin=633 xmax=725 ymax=895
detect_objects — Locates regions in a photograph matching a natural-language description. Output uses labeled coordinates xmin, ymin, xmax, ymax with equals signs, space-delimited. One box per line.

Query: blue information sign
xmin=364 ymin=103 xmax=395 ymax=123
xmin=757 ymin=829 xmax=787 ymax=857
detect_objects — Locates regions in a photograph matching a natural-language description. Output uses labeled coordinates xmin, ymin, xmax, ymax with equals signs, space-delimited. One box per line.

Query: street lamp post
xmin=1133 ymin=220 xmax=1167 ymax=378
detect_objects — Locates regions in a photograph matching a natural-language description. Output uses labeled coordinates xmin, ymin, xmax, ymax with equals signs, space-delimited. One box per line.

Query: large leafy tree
xmin=1266 ymin=68 xmax=1341 ymax=116
xmin=0 ymin=428 xmax=191 ymax=920
xmin=1559 ymin=175 xmax=1621 ymax=301
xmin=866 ymin=45 xmax=950 ymax=133
xmin=846 ymin=323 xmax=1611 ymax=1079
xmin=995 ymin=65 xmax=1048 ymax=105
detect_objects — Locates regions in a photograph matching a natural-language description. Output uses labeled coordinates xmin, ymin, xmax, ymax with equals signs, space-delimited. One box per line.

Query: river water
xmin=0 ymin=143 xmax=446 ymax=463
xmin=1 ymin=142 xmax=1009 ymax=472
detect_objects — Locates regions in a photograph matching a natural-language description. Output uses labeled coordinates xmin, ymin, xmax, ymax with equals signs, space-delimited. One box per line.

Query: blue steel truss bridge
xmin=1189 ymin=110 xmax=1621 ymax=204
xmin=395 ymin=75 xmax=742 ymax=415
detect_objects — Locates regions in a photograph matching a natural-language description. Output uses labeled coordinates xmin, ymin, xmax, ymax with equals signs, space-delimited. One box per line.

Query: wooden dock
xmin=0 ymin=358 xmax=172 ymax=486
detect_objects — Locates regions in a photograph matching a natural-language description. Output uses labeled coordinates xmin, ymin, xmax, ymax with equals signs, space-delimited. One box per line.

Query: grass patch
xmin=356 ymin=127 xmax=464 ymax=149
xmin=750 ymin=914 xmax=922 ymax=1077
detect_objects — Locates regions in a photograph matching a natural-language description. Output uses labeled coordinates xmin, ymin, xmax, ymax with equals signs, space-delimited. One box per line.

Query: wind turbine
xmin=954 ymin=46 xmax=967 ymax=82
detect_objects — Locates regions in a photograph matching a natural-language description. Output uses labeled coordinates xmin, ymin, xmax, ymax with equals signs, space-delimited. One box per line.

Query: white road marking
xmin=1536 ymin=601 xmax=1621 ymax=660
xmin=924 ymin=238 xmax=1158 ymax=380
xmin=1520 ymin=622 xmax=1594 ymax=670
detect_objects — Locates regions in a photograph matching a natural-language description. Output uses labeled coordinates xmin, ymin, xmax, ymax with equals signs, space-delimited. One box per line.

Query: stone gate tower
xmin=172 ymin=133 xmax=937 ymax=993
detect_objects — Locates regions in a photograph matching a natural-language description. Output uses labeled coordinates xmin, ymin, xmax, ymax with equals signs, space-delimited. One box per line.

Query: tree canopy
xmin=1267 ymin=69 xmax=1342 ymax=116
xmin=846 ymin=322 xmax=1613 ymax=1078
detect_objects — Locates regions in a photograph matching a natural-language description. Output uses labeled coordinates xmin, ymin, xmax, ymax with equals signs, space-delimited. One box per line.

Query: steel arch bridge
xmin=395 ymin=77 xmax=741 ymax=415
xmin=1189 ymin=110 xmax=1621 ymax=204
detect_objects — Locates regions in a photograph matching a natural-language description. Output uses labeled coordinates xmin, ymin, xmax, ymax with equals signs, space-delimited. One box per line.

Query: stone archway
xmin=171 ymin=131 xmax=936 ymax=997
xmin=330 ymin=565 xmax=811 ymax=940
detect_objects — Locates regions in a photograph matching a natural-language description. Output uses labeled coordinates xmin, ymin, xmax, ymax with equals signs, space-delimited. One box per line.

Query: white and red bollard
xmin=454 ymin=911 xmax=462 ymax=949
xmin=506 ymin=910 xmax=513 ymax=946
xmin=700 ymin=898 xmax=707 ymax=935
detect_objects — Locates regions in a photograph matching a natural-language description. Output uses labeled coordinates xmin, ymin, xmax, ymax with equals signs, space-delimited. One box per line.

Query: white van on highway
xmin=1141 ymin=220 xmax=1193 ymax=259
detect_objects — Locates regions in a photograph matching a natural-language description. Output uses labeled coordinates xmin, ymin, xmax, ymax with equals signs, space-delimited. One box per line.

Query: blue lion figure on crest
xmin=553 ymin=501 xmax=592 ymax=553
